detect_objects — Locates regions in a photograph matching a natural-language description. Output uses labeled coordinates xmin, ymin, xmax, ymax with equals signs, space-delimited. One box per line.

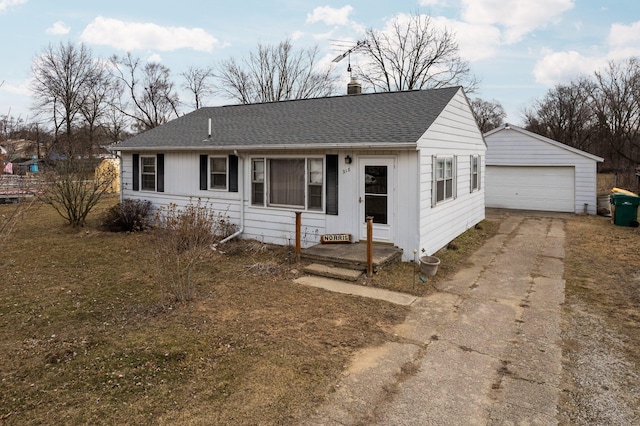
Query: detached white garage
xmin=484 ymin=124 xmax=603 ymax=214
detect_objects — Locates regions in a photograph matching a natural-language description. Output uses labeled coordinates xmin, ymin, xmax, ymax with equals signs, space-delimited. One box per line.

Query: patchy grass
xmin=563 ymin=215 xmax=640 ymax=362
xmin=0 ymin=198 xmax=498 ymax=425
xmin=364 ymin=220 xmax=498 ymax=296
xmin=560 ymin=214 xmax=640 ymax=423
xmin=0 ymin=198 xmax=406 ymax=425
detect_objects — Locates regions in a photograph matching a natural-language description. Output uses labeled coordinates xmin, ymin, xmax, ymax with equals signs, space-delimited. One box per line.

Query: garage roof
xmin=484 ymin=123 xmax=604 ymax=163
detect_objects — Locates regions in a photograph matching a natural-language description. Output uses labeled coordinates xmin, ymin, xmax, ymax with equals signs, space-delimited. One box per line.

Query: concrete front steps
xmin=300 ymin=242 xmax=403 ymax=282
xmin=303 ymin=263 xmax=364 ymax=281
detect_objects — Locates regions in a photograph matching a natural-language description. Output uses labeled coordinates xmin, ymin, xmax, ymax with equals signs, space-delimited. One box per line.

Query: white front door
xmin=359 ymin=157 xmax=395 ymax=243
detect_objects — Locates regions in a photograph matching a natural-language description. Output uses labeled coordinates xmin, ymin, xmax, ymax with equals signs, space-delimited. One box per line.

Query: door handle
xmin=359 ymin=196 xmax=362 ymax=203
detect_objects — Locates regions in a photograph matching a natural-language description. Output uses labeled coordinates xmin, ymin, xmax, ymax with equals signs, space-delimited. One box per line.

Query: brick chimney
xmin=347 ymin=79 xmax=361 ymax=95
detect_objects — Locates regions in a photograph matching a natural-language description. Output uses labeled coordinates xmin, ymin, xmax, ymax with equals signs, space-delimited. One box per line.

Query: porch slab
xmin=300 ymin=242 xmax=403 ymax=271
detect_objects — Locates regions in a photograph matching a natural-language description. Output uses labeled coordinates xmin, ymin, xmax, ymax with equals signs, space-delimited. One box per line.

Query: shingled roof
xmin=115 ymin=86 xmax=461 ymax=151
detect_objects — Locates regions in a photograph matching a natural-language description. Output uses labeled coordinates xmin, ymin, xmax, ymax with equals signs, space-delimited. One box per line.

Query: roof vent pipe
xmin=208 ymin=118 xmax=212 ymax=138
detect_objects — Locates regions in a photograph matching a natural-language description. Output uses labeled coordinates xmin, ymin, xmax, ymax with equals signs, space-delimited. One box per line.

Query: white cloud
xmin=147 ymin=53 xmax=162 ymax=63
xmin=608 ymin=21 xmax=640 ymax=58
xmin=80 ymin=16 xmax=219 ymax=52
xmin=0 ymin=79 xmax=30 ymax=96
xmin=291 ymin=31 xmax=304 ymax=41
xmin=46 ymin=21 xmax=70 ymax=35
xmin=609 ymin=21 xmax=640 ymax=45
xmin=419 ymin=0 xmax=443 ymax=5
xmin=311 ymin=30 xmax=336 ymax=41
xmin=533 ymin=50 xmax=605 ymax=86
xmin=432 ymin=16 xmax=501 ymax=62
xmin=0 ymin=0 xmax=26 ymax=13
xmin=375 ymin=13 xmax=500 ymax=63
xmin=307 ymin=6 xmax=354 ymax=26
xmin=461 ymin=0 xmax=574 ymax=44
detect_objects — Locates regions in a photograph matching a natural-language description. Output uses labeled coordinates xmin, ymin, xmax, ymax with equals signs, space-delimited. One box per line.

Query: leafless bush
xmin=39 ymin=158 xmax=117 ymax=227
xmin=151 ymin=200 xmax=236 ymax=302
xmin=101 ymin=198 xmax=152 ymax=232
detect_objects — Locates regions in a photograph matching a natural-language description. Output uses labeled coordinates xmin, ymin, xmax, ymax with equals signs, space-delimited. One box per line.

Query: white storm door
xmin=359 ymin=158 xmax=395 ymax=242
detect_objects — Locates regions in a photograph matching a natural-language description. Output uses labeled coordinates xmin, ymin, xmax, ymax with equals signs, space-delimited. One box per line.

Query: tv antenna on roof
xmin=332 ymin=40 xmax=368 ymax=80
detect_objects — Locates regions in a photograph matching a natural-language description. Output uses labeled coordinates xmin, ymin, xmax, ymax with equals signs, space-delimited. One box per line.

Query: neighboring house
xmin=484 ymin=123 xmax=604 ymax=214
xmin=114 ymin=87 xmax=486 ymax=261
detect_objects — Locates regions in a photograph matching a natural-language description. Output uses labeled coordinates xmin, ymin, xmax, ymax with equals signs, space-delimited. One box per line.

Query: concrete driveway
xmin=304 ymin=210 xmax=568 ymax=425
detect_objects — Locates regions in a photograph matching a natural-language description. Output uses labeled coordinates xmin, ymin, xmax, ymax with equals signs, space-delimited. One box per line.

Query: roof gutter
xmin=113 ymin=142 xmax=418 ymax=152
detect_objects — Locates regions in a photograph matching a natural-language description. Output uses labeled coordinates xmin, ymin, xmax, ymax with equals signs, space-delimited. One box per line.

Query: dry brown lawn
xmin=3 ymin=193 xmax=638 ymax=424
xmin=560 ymin=214 xmax=640 ymax=424
xmin=0 ymin=197 xmax=494 ymax=425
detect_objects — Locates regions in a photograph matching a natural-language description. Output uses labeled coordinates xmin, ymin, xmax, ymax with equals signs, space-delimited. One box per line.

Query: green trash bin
xmin=610 ymin=193 xmax=640 ymax=227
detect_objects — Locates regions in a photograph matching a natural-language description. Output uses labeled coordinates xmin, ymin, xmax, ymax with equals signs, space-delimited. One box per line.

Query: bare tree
xmin=109 ymin=53 xmax=180 ymax=131
xmin=470 ymin=98 xmax=506 ymax=133
xmin=355 ymin=12 xmax=478 ymax=93
xmin=181 ymin=66 xmax=215 ymax=109
xmin=590 ymin=58 xmax=640 ymax=165
xmin=522 ymin=78 xmax=597 ymax=153
xmin=30 ymin=42 xmax=103 ymax=157
xmin=217 ymin=38 xmax=338 ymax=104
xmin=522 ymin=58 xmax=640 ymax=171
xmin=102 ymin=101 xmax=132 ymax=144
xmin=79 ymin=61 xmax=119 ymax=152
xmin=1 ymin=114 xmax=26 ymax=143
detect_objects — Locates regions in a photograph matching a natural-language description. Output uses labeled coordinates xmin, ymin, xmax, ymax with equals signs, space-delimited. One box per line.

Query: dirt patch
xmin=559 ymin=215 xmax=640 ymax=424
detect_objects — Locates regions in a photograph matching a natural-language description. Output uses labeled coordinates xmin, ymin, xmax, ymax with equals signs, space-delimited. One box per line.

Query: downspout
xmin=220 ymin=150 xmax=244 ymax=243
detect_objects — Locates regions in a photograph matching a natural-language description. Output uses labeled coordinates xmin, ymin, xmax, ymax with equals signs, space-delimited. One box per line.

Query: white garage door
xmin=486 ymin=166 xmax=575 ymax=212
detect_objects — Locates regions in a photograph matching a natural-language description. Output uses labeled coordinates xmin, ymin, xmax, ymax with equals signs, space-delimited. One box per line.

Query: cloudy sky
xmin=1 ymin=0 xmax=639 ymax=125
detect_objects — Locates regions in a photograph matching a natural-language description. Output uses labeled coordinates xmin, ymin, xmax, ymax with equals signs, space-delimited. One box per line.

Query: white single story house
xmin=484 ymin=123 xmax=604 ymax=214
xmin=114 ymin=87 xmax=486 ymax=261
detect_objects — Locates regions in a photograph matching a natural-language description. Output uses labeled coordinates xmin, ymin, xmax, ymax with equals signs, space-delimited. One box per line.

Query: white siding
xmin=485 ymin=127 xmax=601 ymax=214
xmin=118 ymin=89 xmax=486 ymax=261
xmin=120 ymin=152 xmax=241 ymax=222
xmin=416 ymin=88 xmax=486 ymax=256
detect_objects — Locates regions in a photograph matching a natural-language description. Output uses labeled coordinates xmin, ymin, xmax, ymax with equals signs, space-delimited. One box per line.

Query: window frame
xmin=251 ymin=156 xmax=324 ymax=211
xmin=470 ymin=155 xmax=480 ymax=192
xmin=251 ymin=158 xmax=265 ymax=206
xmin=140 ymin=155 xmax=156 ymax=192
xmin=209 ymin=155 xmax=228 ymax=191
xmin=433 ymin=156 xmax=456 ymax=205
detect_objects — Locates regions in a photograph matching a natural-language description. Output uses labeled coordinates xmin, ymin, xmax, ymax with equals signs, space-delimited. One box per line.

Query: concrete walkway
xmin=302 ymin=211 xmax=567 ymax=425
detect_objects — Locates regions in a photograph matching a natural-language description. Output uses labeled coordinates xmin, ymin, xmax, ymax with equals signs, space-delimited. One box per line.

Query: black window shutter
xmin=229 ymin=154 xmax=238 ymax=192
xmin=199 ymin=155 xmax=208 ymax=190
xmin=132 ymin=153 xmax=139 ymax=191
xmin=156 ymin=154 xmax=164 ymax=192
xmin=326 ymin=154 xmax=338 ymax=215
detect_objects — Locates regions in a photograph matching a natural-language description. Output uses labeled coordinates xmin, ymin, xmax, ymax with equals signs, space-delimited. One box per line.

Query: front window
xmin=210 ymin=157 xmax=227 ymax=190
xmin=436 ymin=157 xmax=454 ymax=202
xmin=141 ymin=156 xmax=156 ymax=191
xmin=252 ymin=157 xmax=323 ymax=210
